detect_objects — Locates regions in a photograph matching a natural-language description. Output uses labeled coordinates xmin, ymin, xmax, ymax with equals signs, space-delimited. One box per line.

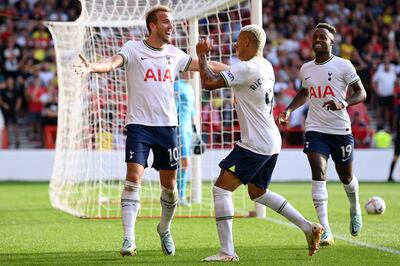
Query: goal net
xmin=47 ymin=0 xmax=256 ymax=218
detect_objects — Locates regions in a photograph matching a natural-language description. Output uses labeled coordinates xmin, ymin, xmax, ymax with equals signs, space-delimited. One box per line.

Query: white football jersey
xmin=300 ymin=55 xmax=360 ymax=135
xmin=118 ymin=40 xmax=191 ymax=126
xmin=220 ymin=57 xmax=281 ymax=155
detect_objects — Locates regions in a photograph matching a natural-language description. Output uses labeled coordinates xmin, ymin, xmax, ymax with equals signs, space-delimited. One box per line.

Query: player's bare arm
xmin=323 ymin=80 xmax=367 ymax=111
xmin=196 ymin=39 xmax=227 ymax=90
xmin=278 ymin=87 xmax=308 ymax=125
xmin=188 ymin=57 xmax=230 ymax=72
xmin=73 ymin=53 xmax=124 ymax=77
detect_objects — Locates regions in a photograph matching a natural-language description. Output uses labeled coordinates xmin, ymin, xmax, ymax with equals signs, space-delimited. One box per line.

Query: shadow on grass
xmin=0 ymin=245 xmax=317 ymax=266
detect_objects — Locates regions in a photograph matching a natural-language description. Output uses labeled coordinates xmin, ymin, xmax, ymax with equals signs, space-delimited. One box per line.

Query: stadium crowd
xmin=0 ymin=0 xmax=399 ymax=149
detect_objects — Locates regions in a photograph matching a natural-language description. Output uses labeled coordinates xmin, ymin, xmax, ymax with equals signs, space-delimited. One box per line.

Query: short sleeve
xmin=299 ymin=66 xmax=307 ymax=89
xmin=220 ymin=61 xmax=250 ymax=87
xmin=117 ymin=41 xmax=132 ymax=68
xmin=175 ymin=48 xmax=192 ymax=72
xmin=342 ymin=60 xmax=360 ymax=86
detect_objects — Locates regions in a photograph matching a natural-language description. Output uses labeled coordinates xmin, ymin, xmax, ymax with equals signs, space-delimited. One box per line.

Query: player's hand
xmin=278 ymin=110 xmax=291 ymax=125
xmin=196 ymin=38 xmax=212 ymax=56
xmin=323 ymin=100 xmax=344 ymax=111
xmin=73 ymin=54 xmax=91 ymax=77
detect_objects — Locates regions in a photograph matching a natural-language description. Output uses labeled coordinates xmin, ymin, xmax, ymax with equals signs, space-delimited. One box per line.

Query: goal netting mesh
xmin=47 ymin=0 xmax=255 ymax=218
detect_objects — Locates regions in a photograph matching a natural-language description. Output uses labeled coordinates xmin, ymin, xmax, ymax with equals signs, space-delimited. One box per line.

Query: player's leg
xmin=248 ymin=154 xmax=323 ymax=256
xmin=304 ymin=132 xmax=333 ymax=246
xmin=203 ymin=169 xmax=241 ymax=262
xmin=152 ymin=126 xmax=179 ymax=256
xmin=388 ymin=137 xmax=399 ymax=181
xmin=205 ymin=145 xmax=262 ymax=261
xmin=120 ymin=125 xmax=151 ymax=256
xmin=388 ymin=154 xmax=398 ymax=182
xmin=331 ymin=134 xmax=362 ymax=236
xmin=177 ymin=157 xmax=190 ymax=205
xmin=177 ymin=130 xmax=191 ymax=205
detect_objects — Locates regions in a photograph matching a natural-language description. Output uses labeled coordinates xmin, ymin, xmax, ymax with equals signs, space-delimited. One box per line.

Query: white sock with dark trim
xmin=253 ymin=190 xmax=310 ymax=232
xmin=159 ymin=185 xmax=178 ymax=234
xmin=343 ymin=175 xmax=361 ymax=214
xmin=312 ymin=180 xmax=331 ymax=232
xmin=121 ymin=181 xmax=141 ymax=242
xmin=213 ymin=185 xmax=235 ymax=256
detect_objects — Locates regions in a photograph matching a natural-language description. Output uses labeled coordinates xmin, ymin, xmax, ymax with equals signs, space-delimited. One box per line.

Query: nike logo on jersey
xmin=170 ymin=162 xmax=178 ymax=167
xmin=342 ymin=157 xmax=351 ymax=162
xmin=305 ymin=76 xmax=311 ymax=80
xmin=141 ymin=57 xmax=148 ymax=60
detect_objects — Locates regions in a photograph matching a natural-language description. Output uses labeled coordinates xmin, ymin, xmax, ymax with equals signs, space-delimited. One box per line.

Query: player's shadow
xmin=0 ymin=246 xmax=317 ymax=265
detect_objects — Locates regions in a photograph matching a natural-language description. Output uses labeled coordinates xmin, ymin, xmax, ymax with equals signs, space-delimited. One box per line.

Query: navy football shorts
xmin=219 ymin=145 xmax=279 ymax=189
xmin=303 ymin=131 xmax=354 ymax=165
xmin=125 ymin=124 xmax=179 ymax=170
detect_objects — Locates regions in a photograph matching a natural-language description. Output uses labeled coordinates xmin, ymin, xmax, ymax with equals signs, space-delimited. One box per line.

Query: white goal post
xmin=47 ymin=0 xmax=263 ymax=218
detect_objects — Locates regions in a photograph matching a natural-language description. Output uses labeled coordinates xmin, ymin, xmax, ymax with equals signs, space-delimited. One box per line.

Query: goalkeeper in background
xmin=73 ymin=5 xmax=228 ymax=257
xmin=196 ymin=25 xmax=323 ymax=262
xmin=174 ymin=71 xmax=195 ymax=206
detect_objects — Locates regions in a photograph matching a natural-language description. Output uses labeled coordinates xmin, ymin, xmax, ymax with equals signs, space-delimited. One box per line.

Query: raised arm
xmin=195 ymin=39 xmax=227 ymax=90
xmin=73 ymin=53 xmax=124 ymax=77
xmin=278 ymin=88 xmax=308 ymax=125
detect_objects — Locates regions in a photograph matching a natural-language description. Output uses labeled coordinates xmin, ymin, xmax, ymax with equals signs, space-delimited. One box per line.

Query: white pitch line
xmin=264 ymin=216 xmax=400 ymax=255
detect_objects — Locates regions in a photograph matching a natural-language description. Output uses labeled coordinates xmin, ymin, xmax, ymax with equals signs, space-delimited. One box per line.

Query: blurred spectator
xmin=372 ymin=57 xmax=396 ymax=131
xmin=0 ymin=76 xmax=23 ymax=148
xmin=38 ymin=61 xmax=55 ymax=87
xmin=3 ymin=37 xmax=22 ymax=77
xmin=0 ymin=108 xmax=4 ymax=149
xmin=41 ymin=86 xmax=57 ymax=126
xmin=26 ymin=76 xmax=47 ymax=142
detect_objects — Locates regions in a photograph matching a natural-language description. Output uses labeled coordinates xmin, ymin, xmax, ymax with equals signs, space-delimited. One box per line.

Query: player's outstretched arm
xmin=73 ymin=54 xmax=124 ymax=77
xmin=187 ymin=57 xmax=230 ymax=72
xmin=278 ymin=88 xmax=308 ymax=125
xmin=196 ymin=39 xmax=227 ymax=90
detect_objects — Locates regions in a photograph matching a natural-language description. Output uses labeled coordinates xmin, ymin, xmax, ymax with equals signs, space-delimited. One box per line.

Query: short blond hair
xmin=240 ymin=24 xmax=266 ymax=54
xmin=145 ymin=5 xmax=171 ymax=33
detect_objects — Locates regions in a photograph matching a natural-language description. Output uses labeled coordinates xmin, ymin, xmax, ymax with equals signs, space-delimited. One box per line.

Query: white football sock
xmin=312 ymin=180 xmax=330 ymax=232
xmin=253 ymin=190 xmax=310 ymax=232
xmin=121 ymin=180 xmax=140 ymax=242
xmin=343 ymin=175 xmax=361 ymax=214
xmin=158 ymin=185 xmax=178 ymax=233
xmin=213 ymin=186 xmax=235 ymax=256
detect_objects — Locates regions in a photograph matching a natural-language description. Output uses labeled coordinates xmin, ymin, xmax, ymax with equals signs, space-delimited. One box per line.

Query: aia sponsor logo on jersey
xmin=144 ymin=68 xmax=172 ymax=82
xmin=308 ymin=85 xmax=335 ymax=98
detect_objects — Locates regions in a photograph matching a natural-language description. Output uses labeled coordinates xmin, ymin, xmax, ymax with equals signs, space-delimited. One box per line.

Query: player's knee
xmin=248 ymin=184 xmax=265 ymax=200
xmin=126 ymin=172 xmax=141 ymax=183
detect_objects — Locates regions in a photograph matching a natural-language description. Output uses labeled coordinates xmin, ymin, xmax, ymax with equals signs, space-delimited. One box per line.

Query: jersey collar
xmin=143 ymin=40 xmax=164 ymax=51
xmin=314 ymin=55 xmax=334 ymax=65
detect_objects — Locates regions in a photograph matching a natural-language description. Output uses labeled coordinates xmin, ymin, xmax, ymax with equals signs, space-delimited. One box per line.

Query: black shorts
xmin=125 ymin=124 xmax=179 ymax=171
xmin=304 ymin=131 xmax=354 ymax=165
xmin=219 ymin=145 xmax=278 ymax=189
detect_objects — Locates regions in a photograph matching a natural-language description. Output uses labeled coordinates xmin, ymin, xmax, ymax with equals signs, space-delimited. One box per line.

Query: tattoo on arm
xmin=198 ymin=54 xmax=224 ymax=89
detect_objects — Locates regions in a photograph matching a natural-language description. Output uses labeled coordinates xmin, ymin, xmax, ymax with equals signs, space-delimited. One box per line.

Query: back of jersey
xmin=220 ymin=57 xmax=281 ymax=155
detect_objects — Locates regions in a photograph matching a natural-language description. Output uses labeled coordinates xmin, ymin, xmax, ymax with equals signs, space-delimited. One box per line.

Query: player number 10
xmin=168 ymin=147 xmax=179 ymax=162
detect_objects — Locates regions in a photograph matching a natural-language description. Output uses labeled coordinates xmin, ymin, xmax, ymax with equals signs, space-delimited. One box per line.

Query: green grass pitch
xmin=1 ymin=182 xmax=399 ymax=265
